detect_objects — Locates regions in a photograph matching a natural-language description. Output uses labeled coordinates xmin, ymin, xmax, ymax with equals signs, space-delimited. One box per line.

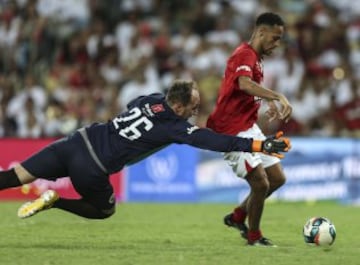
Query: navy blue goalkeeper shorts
xmin=21 ymin=131 xmax=115 ymax=211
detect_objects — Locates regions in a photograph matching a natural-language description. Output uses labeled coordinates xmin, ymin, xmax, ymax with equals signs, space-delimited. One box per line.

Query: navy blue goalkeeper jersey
xmin=85 ymin=93 xmax=253 ymax=174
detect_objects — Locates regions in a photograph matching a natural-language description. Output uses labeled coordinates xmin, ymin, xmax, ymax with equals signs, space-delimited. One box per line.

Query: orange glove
xmin=252 ymin=131 xmax=291 ymax=159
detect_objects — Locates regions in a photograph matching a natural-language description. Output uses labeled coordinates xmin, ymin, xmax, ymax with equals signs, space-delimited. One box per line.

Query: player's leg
xmin=244 ymin=165 xmax=276 ymax=246
xmin=3 ymin=164 xmax=60 ymax=219
xmin=223 ymin=155 xmax=274 ymax=246
xmin=237 ymin=162 xmax=285 ymax=210
xmin=55 ymin=158 xmax=115 ymax=219
xmin=224 ymin=196 xmax=249 ymax=239
xmin=19 ymin=131 xmax=116 ymax=219
xmin=223 ymin=150 xmax=263 ymax=239
xmin=237 ymin=160 xmax=285 ymax=246
xmin=237 ymin=158 xmax=284 ymax=198
xmin=19 ymin=189 xmax=115 ymax=220
xmin=243 ymin=129 xmax=283 ymax=246
xmin=238 ymin=150 xmax=285 ymax=246
xmin=2 ymin=137 xmax=75 ymax=218
xmin=264 ymin=162 xmax=286 ymax=196
xmin=17 ymin=137 xmax=75 ymax=218
xmin=54 ymin=131 xmax=116 ymax=219
xmin=52 ymin=195 xmax=115 ymax=219
xmin=223 ymin=124 xmax=277 ymax=246
xmin=243 ymin=136 xmax=284 ymax=246
xmin=0 ymin=164 xmax=35 ymax=190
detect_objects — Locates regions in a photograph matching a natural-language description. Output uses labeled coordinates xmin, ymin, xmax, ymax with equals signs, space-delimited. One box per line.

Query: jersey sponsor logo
xmin=235 ymin=65 xmax=251 ymax=72
xmin=151 ymin=104 xmax=165 ymax=113
xmin=187 ymin=125 xmax=199 ymax=135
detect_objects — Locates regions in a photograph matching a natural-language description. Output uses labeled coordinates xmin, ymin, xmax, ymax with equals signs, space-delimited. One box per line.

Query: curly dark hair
xmin=256 ymin=12 xmax=284 ymax=27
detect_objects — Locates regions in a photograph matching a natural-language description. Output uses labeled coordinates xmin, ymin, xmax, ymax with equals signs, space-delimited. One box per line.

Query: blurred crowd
xmin=0 ymin=0 xmax=360 ymax=138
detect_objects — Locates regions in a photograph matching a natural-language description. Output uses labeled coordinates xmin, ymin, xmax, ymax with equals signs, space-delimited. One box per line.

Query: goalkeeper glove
xmin=251 ymin=131 xmax=291 ymax=159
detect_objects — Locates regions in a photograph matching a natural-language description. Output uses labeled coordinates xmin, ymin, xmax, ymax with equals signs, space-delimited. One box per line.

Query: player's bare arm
xmin=238 ymin=76 xmax=292 ymax=122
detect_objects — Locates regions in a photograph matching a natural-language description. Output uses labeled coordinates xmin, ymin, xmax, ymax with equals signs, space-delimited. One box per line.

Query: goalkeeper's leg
xmin=0 ymin=168 xmax=22 ymax=189
xmin=18 ymin=190 xmax=115 ymax=219
xmin=0 ymin=165 xmax=36 ymax=190
xmin=52 ymin=197 xmax=115 ymax=219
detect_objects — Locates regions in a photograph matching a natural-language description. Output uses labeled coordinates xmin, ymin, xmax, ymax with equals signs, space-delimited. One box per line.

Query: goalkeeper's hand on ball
xmin=252 ymin=131 xmax=291 ymax=158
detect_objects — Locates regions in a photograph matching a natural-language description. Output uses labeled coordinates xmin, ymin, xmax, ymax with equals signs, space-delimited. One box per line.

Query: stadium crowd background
xmin=0 ymin=0 xmax=360 ymax=138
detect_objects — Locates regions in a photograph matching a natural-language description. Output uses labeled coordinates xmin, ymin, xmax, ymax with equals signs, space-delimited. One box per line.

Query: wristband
xmin=252 ymin=140 xmax=263 ymax=152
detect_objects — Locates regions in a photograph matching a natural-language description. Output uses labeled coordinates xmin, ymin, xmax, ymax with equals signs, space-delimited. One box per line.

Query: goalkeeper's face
xmin=171 ymin=88 xmax=200 ymax=120
xmin=261 ymin=25 xmax=284 ymax=56
xmin=181 ymin=89 xmax=200 ymax=120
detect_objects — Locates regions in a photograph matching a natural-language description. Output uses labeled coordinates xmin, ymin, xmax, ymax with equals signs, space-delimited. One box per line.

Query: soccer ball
xmin=303 ymin=217 xmax=336 ymax=246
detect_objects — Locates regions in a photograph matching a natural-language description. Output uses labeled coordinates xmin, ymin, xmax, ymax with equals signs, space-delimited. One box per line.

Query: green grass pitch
xmin=0 ymin=200 xmax=358 ymax=265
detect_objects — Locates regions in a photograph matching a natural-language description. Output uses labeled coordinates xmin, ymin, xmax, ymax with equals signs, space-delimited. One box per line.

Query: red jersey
xmin=207 ymin=43 xmax=263 ymax=135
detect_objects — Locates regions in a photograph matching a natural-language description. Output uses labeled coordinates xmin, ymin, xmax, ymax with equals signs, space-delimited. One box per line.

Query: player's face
xmin=181 ymin=89 xmax=200 ymax=120
xmin=261 ymin=25 xmax=284 ymax=56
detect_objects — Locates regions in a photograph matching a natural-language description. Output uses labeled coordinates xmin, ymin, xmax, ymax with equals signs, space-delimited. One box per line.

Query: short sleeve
xmin=229 ymin=49 xmax=257 ymax=79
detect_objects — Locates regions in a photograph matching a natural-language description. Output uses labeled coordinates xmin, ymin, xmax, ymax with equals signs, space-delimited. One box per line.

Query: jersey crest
xmin=151 ymin=104 xmax=165 ymax=113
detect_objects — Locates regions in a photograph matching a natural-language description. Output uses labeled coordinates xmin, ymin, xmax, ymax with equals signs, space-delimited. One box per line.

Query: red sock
xmin=232 ymin=207 xmax=247 ymax=223
xmin=248 ymin=230 xmax=262 ymax=242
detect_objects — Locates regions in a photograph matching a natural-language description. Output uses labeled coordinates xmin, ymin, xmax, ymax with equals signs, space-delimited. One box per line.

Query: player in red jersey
xmin=207 ymin=12 xmax=292 ymax=246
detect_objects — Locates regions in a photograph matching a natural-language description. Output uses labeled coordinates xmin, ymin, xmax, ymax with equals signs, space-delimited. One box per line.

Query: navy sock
xmin=0 ymin=169 xmax=22 ymax=189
